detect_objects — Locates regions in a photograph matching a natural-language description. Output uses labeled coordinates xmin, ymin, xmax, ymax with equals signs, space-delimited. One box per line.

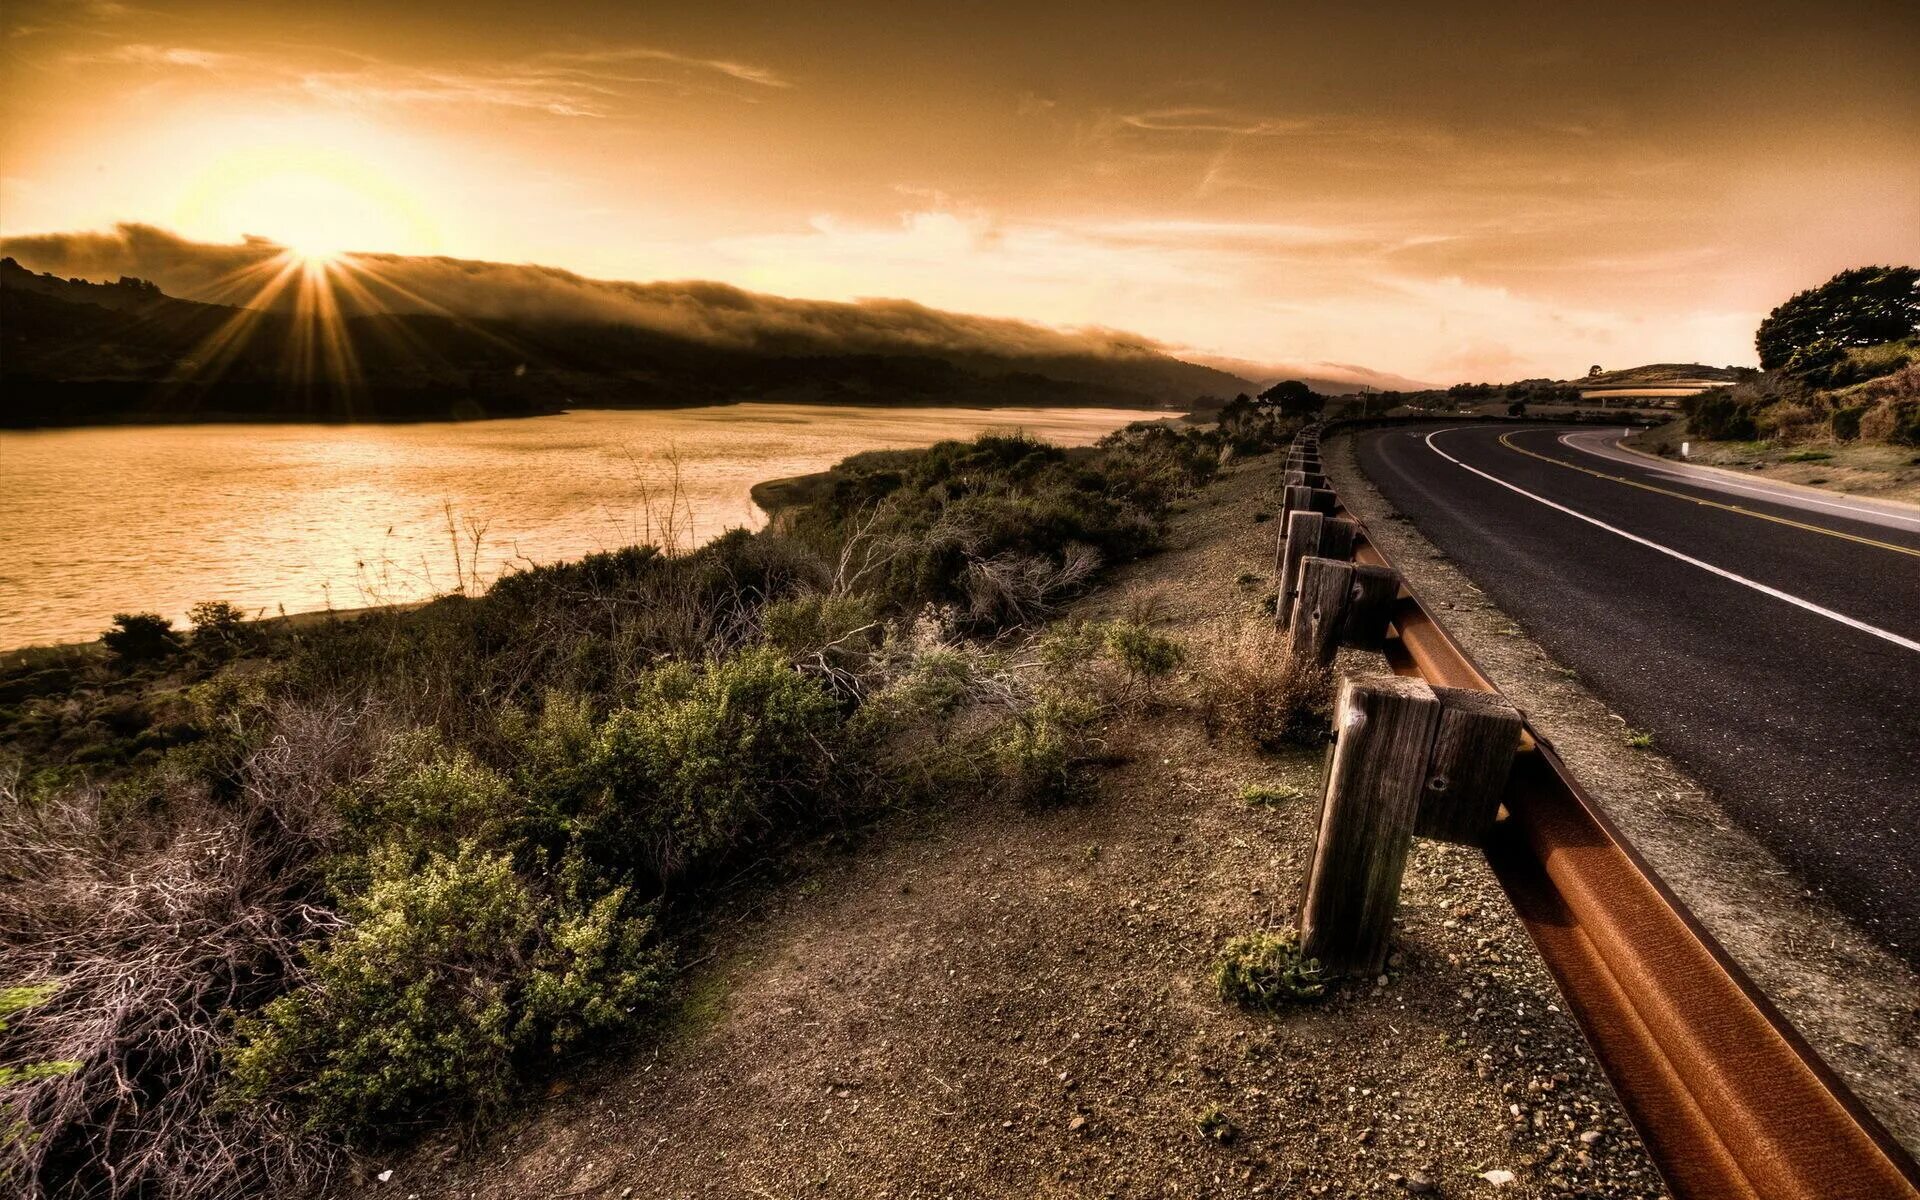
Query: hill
xmin=1 ymin=228 xmax=1253 ymax=425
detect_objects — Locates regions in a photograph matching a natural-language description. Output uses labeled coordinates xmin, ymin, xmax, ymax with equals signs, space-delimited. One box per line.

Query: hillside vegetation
xmin=0 ymin=403 xmax=1301 ymax=1198
xmin=1682 ymin=266 xmax=1920 ymax=446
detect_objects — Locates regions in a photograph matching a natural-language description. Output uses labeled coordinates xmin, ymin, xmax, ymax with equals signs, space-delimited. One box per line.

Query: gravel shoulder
xmin=365 ymin=450 xmax=1668 ymax=1200
xmin=1326 ymin=428 xmax=1920 ymax=1155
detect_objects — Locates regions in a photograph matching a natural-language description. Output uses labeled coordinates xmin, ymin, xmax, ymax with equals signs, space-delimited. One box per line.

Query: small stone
xmin=1480 ymin=1168 xmax=1517 ymax=1186
xmin=1579 ymin=1129 xmax=1602 ymax=1145
xmin=1404 ymin=1169 xmax=1438 ymax=1194
xmin=376 ymin=1170 xmax=393 ymax=1184
xmin=1068 ymin=1115 xmax=1087 ymax=1133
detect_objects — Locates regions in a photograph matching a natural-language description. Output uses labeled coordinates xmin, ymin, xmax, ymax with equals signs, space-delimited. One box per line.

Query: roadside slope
xmin=380 ymin=452 xmax=1661 ymax=1199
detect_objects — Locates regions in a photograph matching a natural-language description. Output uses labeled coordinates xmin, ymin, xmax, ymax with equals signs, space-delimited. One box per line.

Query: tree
xmin=1588 ymin=364 xmax=1604 ymax=377
xmin=1507 ymin=400 xmax=1527 ymax=417
xmin=102 ymin=612 xmax=180 ymax=664
xmin=1755 ymin=265 xmax=1919 ymax=371
xmin=1257 ymin=379 xmax=1325 ymax=418
xmin=189 ymin=599 xmax=252 ymax=658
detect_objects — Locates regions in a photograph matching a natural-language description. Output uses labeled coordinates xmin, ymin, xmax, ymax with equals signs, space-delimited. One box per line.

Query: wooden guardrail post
xmin=1276 ymin=514 xmax=1356 ymax=626
xmin=1300 ymin=678 xmax=1524 ymax=975
xmin=1277 ymin=485 xmax=1337 ymax=537
xmin=1276 ymin=511 xmax=1326 ymax=626
xmin=1300 ymin=676 xmax=1440 ymax=975
xmin=1285 ymin=554 xmax=1395 ymax=668
xmin=1285 ymin=557 xmax=1354 ymax=668
xmin=1416 ymin=689 xmax=1525 ymax=846
xmin=1338 ymin=564 xmax=1399 ymax=649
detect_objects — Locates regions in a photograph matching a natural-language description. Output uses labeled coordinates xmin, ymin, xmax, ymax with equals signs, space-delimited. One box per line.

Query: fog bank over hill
xmin=2 ymin=224 xmax=1257 ymax=403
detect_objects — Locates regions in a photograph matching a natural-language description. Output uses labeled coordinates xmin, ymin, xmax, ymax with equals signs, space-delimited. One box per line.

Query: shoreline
xmin=0 ymin=395 xmax=1193 ymax=433
xmin=3 ymin=411 xmax=1181 ymax=661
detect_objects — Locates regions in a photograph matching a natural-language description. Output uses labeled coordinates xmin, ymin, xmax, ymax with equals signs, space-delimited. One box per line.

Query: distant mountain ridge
xmin=0 ymin=256 xmax=1243 ymax=426
xmin=1 ymin=226 xmax=1257 ymax=425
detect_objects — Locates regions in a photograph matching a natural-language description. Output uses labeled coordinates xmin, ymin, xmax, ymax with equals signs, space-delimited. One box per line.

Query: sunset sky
xmin=3 ymin=0 xmax=1917 ymax=382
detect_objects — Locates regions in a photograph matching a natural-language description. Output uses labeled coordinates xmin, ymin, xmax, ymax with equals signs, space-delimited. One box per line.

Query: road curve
xmin=1356 ymin=423 xmax=1920 ymax=960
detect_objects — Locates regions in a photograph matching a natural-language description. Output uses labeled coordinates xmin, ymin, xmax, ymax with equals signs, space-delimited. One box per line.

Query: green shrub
xmin=1682 ymin=390 xmax=1761 ymax=441
xmin=762 ymin=593 xmax=877 ymax=657
xmin=1102 ymin=620 xmax=1185 ymax=683
xmin=228 ymin=842 xmax=666 ymax=1136
xmin=188 ymin=600 xmax=252 ymax=658
xmin=991 ymin=692 xmax=1101 ymax=807
xmin=229 ymin=842 xmax=537 ymax=1134
xmin=342 ymin=732 xmax=518 ymax=854
xmin=1214 ymin=931 xmax=1327 ymax=1008
xmin=103 ymin=612 xmax=180 ymax=665
xmin=581 ymin=647 xmax=844 ymax=886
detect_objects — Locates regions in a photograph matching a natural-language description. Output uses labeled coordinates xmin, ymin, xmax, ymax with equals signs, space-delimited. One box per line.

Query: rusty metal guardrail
xmin=1296 ymin=421 xmax=1920 ymax=1200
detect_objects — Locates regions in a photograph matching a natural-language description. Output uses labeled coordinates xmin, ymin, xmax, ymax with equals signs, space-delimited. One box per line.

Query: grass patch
xmin=1195 ymin=1104 xmax=1237 ymax=1144
xmin=1625 ymin=729 xmax=1655 ymax=749
xmin=1238 ymin=782 xmax=1305 ymax=807
xmin=1214 ymin=930 xmax=1327 ymax=1008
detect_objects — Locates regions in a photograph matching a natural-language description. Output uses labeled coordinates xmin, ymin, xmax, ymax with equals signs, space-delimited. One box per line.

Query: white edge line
xmin=1555 ymin=430 xmax=1920 ymax=530
xmin=1425 ymin=428 xmax=1920 ymax=655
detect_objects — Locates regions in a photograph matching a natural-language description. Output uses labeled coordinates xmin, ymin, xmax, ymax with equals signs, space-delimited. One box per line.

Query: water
xmin=0 ymin=404 xmax=1164 ymax=649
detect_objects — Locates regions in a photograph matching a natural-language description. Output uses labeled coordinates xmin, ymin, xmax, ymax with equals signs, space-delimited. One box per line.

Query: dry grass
xmin=1187 ymin=620 xmax=1332 ymax=750
xmin=0 ymin=701 xmax=385 ymax=1200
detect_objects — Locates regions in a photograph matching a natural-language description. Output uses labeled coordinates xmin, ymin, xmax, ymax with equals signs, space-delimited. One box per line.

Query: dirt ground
xmin=357 ymin=450 xmax=1677 ymax=1200
xmin=1625 ymin=418 xmax=1920 ymax=506
xmin=1324 ymin=429 xmax=1920 ymax=1155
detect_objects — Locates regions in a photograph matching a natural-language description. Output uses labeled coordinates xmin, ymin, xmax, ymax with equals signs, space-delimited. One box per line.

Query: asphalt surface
xmin=1357 ymin=423 xmax=1920 ymax=960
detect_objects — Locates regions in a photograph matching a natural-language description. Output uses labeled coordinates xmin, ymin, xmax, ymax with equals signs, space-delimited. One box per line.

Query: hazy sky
xmin=3 ymin=0 xmax=1917 ymax=381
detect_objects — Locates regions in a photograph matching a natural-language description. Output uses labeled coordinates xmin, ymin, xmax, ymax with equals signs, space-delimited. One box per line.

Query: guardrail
xmin=1275 ymin=423 xmax=1920 ymax=1200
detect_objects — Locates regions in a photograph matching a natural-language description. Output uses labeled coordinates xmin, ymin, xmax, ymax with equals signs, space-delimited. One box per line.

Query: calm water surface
xmin=0 ymin=404 xmax=1161 ymax=648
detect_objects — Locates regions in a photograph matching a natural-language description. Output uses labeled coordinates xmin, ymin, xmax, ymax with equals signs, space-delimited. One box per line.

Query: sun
xmin=173 ymin=139 xmax=439 ymax=262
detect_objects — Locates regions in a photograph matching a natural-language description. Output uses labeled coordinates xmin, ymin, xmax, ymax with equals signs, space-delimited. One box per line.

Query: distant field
xmin=1579 ymin=362 xmax=1747 ymax=389
xmin=1579 ymin=386 xmax=1712 ymax=399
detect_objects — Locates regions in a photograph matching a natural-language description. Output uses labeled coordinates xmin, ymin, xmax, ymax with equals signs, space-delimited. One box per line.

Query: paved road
xmin=1357 ymin=423 xmax=1920 ymax=959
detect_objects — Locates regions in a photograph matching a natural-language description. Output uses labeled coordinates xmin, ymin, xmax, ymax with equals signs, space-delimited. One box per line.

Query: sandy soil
xmin=351 ymin=449 xmax=1676 ymax=1200
xmin=1324 ymin=429 xmax=1920 ymax=1155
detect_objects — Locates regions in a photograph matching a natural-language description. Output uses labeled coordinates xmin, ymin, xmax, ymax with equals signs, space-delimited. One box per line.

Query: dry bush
xmin=960 ymin=544 xmax=1101 ymax=627
xmin=1188 ymin=622 xmax=1332 ymax=750
xmin=0 ymin=701 xmax=383 ymax=1200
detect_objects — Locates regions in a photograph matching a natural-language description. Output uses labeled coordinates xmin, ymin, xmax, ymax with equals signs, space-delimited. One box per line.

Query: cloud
xmin=1117 ymin=107 xmax=1320 ymax=137
xmin=58 ymin=38 xmax=791 ymax=118
xmin=70 ymin=43 xmax=234 ymax=68
xmin=536 ymin=46 xmax=793 ymax=90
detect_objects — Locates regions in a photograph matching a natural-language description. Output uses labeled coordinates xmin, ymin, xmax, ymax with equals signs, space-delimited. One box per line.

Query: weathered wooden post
xmin=1298 ymin=679 xmax=1524 ymax=975
xmin=1276 ymin=514 xmax=1357 ymax=627
xmin=1285 ymin=553 xmax=1394 ymax=667
xmin=1276 ymin=511 xmax=1326 ymax=625
xmin=1284 ymin=556 xmax=1354 ymax=669
xmin=1299 ymin=676 xmax=1441 ymax=975
xmin=1416 ymin=689 xmax=1525 ymax=846
xmin=1277 ymin=485 xmax=1337 ymax=537
xmin=1338 ymin=564 xmax=1400 ymax=649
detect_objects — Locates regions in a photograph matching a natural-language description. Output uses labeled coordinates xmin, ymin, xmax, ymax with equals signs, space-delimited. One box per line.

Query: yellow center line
xmin=1494 ymin=432 xmax=1920 ymax=559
